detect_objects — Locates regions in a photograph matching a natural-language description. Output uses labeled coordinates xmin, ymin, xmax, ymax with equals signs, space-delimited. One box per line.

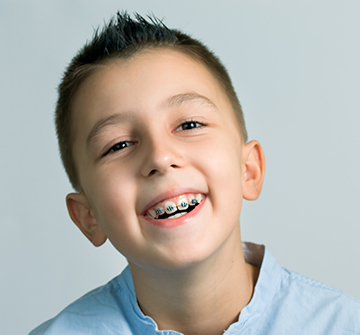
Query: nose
xmin=140 ymin=134 xmax=184 ymax=177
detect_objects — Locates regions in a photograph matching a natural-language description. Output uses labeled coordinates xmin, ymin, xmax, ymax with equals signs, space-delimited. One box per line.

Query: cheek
xmin=195 ymin=134 xmax=243 ymax=214
xmin=87 ymin=167 xmax=137 ymax=227
xmin=195 ymin=134 xmax=242 ymax=185
xmin=90 ymin=179 xmax=143 ymax=258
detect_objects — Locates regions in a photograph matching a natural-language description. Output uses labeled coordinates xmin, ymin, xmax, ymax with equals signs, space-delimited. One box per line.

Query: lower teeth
xmin=168 ymin=212 xmax=187 ymax=219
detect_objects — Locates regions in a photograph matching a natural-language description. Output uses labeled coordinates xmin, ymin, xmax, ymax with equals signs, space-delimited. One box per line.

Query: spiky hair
xmin=76 ymin=13 xmax=177 ymax=63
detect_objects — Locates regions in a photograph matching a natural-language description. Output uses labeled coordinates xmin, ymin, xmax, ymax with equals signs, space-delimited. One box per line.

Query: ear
xmin=242 ymin=140 xmax=265 ymax=201
xmin=66 ymin=192 xmax=107 ymax=247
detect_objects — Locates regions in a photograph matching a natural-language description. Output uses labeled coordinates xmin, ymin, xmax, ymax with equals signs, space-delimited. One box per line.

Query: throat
xmin=129 ymin=236 xmax=253 ymax=335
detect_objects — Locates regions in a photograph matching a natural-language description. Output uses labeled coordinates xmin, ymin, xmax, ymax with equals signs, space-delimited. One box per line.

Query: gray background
xmin=1 ymin=1 xmax=359 ymax=334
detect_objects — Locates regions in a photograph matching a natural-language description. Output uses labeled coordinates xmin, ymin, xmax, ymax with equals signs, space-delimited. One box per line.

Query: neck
xmin=129 ymin=229 xmax=259 ymax=335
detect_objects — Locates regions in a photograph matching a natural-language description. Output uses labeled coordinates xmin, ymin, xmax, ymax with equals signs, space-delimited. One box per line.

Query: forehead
xmin=70 ymin=48 xmax=238 ymax=147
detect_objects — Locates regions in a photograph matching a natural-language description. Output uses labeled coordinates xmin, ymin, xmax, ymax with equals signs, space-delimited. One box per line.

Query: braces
xmin=147 ymin=194 xmax=204 ymax=219
xmin=157 ymin=202 xmax=199 ymax=219
xmin=155 ymin=198 xmax=194 ymax=216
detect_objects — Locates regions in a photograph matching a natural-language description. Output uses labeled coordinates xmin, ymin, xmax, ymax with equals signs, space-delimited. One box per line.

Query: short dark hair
xmin=56 ymin=12 xmax=248 ymax=191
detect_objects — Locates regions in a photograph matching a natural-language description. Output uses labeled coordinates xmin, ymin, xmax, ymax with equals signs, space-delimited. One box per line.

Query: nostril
xmin=149 ymin=169 xmax=157 ymax=176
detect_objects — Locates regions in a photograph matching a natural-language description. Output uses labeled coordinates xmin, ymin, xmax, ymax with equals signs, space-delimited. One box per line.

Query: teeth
xmin=168 ymin=212 xmax=187 ymax=219
xmin=164 ymin=201 xmax=177 ymax=214
xmin=148 ymin=208 xmax=157 ymax=219
xmin=147 ymin=193 xmax=204 ymax=219
xmin=196 ymin=194 xmax=203 ymax=203
xmin=177 ymin=196 xmax=188 ymax=210
xmin=188 ymin=195 xmax=198 ymax=206
xmin=155 ymin=206 xmax=165 ymax=216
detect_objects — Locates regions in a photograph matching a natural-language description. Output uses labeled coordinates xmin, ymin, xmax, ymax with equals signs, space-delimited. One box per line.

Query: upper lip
xmin=140 ymin=187 xmax=206 ymax=215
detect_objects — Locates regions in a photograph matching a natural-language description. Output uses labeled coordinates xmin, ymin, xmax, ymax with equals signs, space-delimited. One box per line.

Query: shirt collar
xmin=236 ymin=242 xmax=282 ymax=326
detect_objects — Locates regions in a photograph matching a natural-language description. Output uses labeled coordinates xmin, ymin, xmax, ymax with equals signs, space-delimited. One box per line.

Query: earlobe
xmin=242 ymin=140 xmax=265 ymax=201
xmin=66 ymin=192 xmax=107 ymax=247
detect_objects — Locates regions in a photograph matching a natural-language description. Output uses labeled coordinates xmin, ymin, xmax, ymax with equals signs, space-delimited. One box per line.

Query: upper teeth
xmin=177 ymin=196 xmax=188 ymax=210
xmin=155 ymin=207 xmax=165 ymax=215
xmin=188 ymin=195 xmax=197 ymax=206
xmin=146 ymin=193 xmax=204 ymax=219
xmin=164 ymin=201 xmax=177 ymax=214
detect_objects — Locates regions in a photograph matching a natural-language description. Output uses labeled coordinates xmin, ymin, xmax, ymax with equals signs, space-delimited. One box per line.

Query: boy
xmin=30 ymin=12 xmax=359 ymax=335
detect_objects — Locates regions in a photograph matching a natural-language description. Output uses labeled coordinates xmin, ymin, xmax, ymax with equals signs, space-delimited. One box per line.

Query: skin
xmin=67 ymin=48 xmax=265 ymax=335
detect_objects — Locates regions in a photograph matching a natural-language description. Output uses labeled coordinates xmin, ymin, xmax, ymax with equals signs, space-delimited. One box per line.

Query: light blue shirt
xmin=30 ymin=243 xmax=360 ymax=334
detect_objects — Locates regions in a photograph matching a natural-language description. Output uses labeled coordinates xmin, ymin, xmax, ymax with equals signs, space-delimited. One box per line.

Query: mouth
xmin=144 ymin=193 xmax=205 ymax=220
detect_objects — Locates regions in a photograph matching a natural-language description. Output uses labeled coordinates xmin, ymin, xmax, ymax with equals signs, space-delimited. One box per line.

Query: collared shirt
xmin=29 ymin=242 xmax=360 ymax=334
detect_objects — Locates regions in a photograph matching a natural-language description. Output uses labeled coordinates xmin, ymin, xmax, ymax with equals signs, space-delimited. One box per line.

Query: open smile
xmin=140 ymin=192 xmax=206 ymax=229
xmin=145 ymin=193 xmax=205 ymax=219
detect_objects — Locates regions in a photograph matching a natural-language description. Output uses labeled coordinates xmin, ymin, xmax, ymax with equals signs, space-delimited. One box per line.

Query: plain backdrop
xmin=1 ymin=1 xmax=359 ymax=334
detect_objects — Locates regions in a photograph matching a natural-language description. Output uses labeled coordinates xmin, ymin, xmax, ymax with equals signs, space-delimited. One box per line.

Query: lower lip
xmin=142 ymin=197 xmax=206 ymax=228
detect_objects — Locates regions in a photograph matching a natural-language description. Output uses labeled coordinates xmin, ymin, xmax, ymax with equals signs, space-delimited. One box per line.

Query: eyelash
xmin=103 ymin=141 xmax=134 ymax=156
xmin=175 ymin=120 xmax=206 ymax=132
xmin=102 ymin=120 xmax=205 ymax=157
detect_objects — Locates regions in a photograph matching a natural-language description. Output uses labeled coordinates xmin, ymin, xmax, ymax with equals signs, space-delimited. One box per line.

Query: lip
xmin=142 ymin=195 xmax=206 ymax=228
xmin=140 ymin=188 xmax=206 ymax=215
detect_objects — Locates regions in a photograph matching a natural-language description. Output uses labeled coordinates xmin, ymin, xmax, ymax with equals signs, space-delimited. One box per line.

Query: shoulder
xmin=241 ymin=244 xmax=360 ymax=334
xmin=266 ymin=265 xmax=360 ymax=333
xmin=29 ymin=267 xmax=136 ymax=335
xmin=281 ymin=267 xmax=360 ymax=311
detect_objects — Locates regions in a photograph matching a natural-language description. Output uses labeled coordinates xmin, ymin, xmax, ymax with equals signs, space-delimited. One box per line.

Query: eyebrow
xmin=86 ymin=113 xmax=131 ymax=149
xmin=163 ymin=92 xmax=217 ymax=110
xmin=86 ymin=92 xmax=217 ymax=149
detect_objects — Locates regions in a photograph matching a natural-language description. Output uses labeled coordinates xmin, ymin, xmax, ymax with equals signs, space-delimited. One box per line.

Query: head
xmin=56 ymin=12 xmax=248 ymax=191
xmin=58 ymin=13 xmax=265 ymax=270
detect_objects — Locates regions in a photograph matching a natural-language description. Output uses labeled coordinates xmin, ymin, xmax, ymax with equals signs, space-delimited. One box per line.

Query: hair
xmin=56 ymin=12 xmax=248 ymax=191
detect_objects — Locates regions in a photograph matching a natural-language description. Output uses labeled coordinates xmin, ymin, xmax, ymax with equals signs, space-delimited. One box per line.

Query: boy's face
xmin=69 ymin=49 xmax=255 ymax=270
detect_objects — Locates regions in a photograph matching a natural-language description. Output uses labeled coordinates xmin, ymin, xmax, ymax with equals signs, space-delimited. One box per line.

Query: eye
xmin=175 ymin=121 xmax=205 ymax=131
xmin=103 ymin=141 xmax=134 ymax=156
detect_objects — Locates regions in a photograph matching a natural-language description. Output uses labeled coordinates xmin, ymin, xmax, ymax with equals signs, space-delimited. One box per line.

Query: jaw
xmin=129 ymin=215 xmax=243 ymax=273
xmin=135 ymin=194 xmax=242 ymax=270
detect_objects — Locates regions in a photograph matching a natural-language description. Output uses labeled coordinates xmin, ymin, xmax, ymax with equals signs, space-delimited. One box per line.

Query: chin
xmin=148 ymin=238 xmax=224 ymax=272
